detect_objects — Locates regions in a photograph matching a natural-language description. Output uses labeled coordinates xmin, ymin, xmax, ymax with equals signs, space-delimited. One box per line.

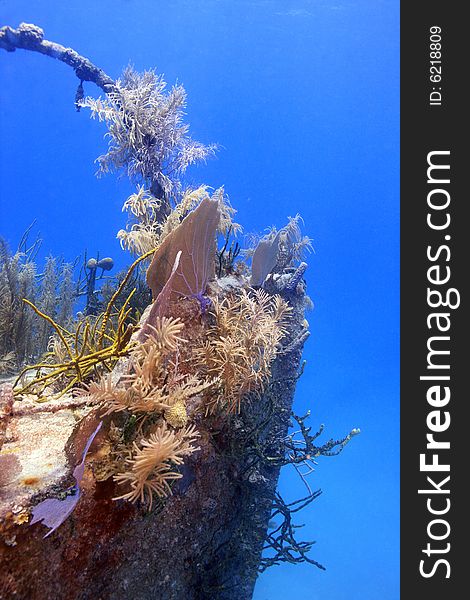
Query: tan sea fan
xmin=146 ymin=197 xmax=220 ymax=301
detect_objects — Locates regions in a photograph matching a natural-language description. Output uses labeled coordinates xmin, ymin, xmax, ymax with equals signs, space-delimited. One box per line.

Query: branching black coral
xmin=259 ymin=491 xmax=325 ymax=572
xmin=217 ymin=227 xmax=241 ymax=277
xmin=265 ymin=411 xmax=360 ymax=468
xmin=262 ymin=411 xmax=360 ymax=496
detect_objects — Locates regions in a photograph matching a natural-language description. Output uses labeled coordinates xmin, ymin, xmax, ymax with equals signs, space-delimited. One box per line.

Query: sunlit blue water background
xmin=0 ymin=1 xmax=399 ymax=598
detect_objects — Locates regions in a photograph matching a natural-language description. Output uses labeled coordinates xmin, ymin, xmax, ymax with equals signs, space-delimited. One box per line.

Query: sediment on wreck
xmin=0 ymin=286 xmax=306 ymax=600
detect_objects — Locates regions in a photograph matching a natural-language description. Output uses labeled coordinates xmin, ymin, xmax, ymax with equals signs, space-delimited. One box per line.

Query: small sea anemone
xmin=145 ymin=317 xmax=185 ymax=352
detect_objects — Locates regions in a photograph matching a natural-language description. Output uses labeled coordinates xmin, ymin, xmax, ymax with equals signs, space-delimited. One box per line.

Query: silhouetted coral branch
xmin=269 ymin=411 xmax=360 ymax=469
xmin=0 ymin=23 xmax=116 ymax=94
xmin=259 ymin=491 xmax=325 ymax=572
xmin=216 ymin=227 xmax=241 ymax=277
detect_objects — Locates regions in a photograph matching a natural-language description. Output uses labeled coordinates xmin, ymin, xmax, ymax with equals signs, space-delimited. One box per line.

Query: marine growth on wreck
xmin=0 ymin=23 xmax=358 ymax=600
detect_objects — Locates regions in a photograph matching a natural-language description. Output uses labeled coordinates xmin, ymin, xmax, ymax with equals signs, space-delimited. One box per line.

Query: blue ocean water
xmin=0 ymin=1 xmax=399 ymax=599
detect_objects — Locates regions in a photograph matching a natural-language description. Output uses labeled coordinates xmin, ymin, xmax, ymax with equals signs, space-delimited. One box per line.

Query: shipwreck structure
xmin=0 ymin=24 xmax=357 ymax=600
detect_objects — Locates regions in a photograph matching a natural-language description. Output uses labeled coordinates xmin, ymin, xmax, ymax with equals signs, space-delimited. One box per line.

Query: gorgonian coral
xmin=88 ymin=318 xmax=214 ymax=418
xmin=117 ymin=184 xmax=241 ymax=260
xmin=85 ymin=316 xmax=192 ymax=414
xmin=0 ymin=236 xmax=76 ymax=367
xmin=81 ymin=66 xmax=217 ymax=198
xmin=13 ymin=249 xmax=155 ymax=398
xmin=113 ymin=422 xmax=199 ymax=510
xmin=82 ymin=312 xmax=214 ymax=508
xmin=146 ymin=196 xmax=220 ymax=304
xmin=196 ymin=289 xmax=292 ymax=414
